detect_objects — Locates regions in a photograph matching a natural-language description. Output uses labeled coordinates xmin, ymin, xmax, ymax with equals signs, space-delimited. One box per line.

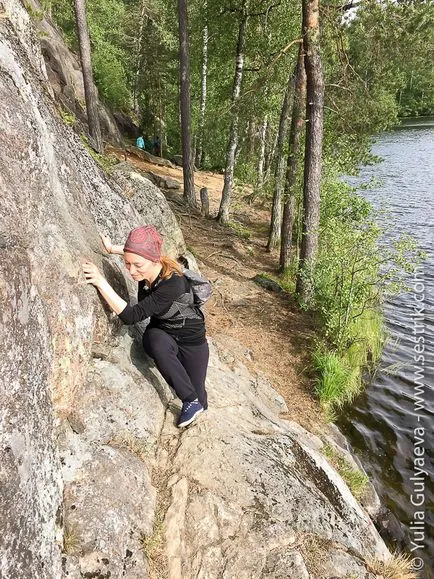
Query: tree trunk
xmin=267 ymin=73 xmax=293 ymax=252
xmin=178 ymin=0 xmax=196 ymax=206
xmin=264 ymin=126 xmax=277 ymax=186
xmin=195 ymin=16 xmax=208 ymax=167
xmin=257 ymin=115 xmax=268 ymax=191
xmin=200 ymin=187 xmax=210 ymax=217
xmin=296 ymin=0 xmax=324 ymax=302
xmin=218 ymin=8 xmax=248 ymax=224
xmin=247 ymin=119 xmax=256 ymax=157
xmin=132 ymin=0 xmax=147 ymax=115
xmin=280 ymin=44 xmax=306 ymax=271
xmin=74 ymin=0 xmax=103 ymax=154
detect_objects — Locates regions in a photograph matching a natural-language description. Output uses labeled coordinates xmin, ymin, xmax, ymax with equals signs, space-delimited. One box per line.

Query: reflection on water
xmin=397 ymin=117 xmax=434 ymax=129
xmin=338 ymin=121 xmax=434 ymax=576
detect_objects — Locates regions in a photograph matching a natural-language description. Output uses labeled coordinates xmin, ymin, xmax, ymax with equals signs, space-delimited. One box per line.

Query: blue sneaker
xmin=178 ymin=400 xmax=204 ymax=428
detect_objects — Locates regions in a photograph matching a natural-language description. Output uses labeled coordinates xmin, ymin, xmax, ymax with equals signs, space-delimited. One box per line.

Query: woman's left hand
xmin=82 ymin=261 xmax=105 ymax=287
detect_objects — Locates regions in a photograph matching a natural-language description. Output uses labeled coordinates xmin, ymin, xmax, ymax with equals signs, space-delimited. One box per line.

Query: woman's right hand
xmin=82 ymin=260 xmax=105 ymax=287
xmin=100 ymin=233 xmax=113 ymax=254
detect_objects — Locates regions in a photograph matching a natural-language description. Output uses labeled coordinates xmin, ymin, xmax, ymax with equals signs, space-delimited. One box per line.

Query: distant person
xmin=136 ymin=135 xmax=145 ymax=150
xmin=82 ymin=225 xmax=209 ymax=428
xmin=153 ymin=135 xmax=162 ymax=157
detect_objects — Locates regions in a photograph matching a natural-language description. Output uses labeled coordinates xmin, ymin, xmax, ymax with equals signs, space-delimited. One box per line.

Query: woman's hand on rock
xmin=82 ymin=261 xmax=104 ymax=287
xmin=100 ymin=233 xmax=113 ymax=254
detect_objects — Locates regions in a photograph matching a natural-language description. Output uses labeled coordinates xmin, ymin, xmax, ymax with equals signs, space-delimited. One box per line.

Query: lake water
xmin=338 ymin=118 xmax=434 ymax=576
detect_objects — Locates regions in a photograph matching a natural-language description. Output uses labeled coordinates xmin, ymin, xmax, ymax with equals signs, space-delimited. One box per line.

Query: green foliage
xmin=47 ymin=0 xmax=433 ymax=170
xmin=24 ymin=1 xmax=44 ymax=21
xmin=322 ymin=444 xmax=369 ymax=500
xmin=343 ymin=0 xmax=434 ymax=119
xmin=51 ymin=0 xmax=133 ymax=110
xmin=80 ymin=134 xmax=119 ymax=171
xmin=60 ymin=109 xmax=77 ymax=126
xmin=312 ymin=178 xmax=422 ymax=355
xmin=312 ymin=347 xmax=355 ymax=407
xmin=303 ymin=170 xmax=424 ymax=415
xmin=258 ymin=272 xmax=295 ymax=294
xmin=227 ymin=220 xmax=251 ymax=240
xmin=92 ymin=45 xmax=130 ymax=108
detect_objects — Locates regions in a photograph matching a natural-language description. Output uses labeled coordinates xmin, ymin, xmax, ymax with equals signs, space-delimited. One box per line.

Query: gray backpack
xmin=183 ymin=269 xmax=212 ymax=307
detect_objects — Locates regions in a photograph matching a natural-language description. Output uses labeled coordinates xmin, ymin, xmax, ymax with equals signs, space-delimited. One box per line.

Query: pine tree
xmin=73 ymin=0 xmax=103 ymax=154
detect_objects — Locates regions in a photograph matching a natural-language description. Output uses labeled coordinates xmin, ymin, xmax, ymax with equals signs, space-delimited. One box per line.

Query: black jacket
xmin=118 ymin=272 xmax=206 ymax=345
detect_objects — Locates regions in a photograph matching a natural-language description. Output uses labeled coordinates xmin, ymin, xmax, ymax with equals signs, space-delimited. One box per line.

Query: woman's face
xmin=123 ymin=252 xmax=157 ymax=281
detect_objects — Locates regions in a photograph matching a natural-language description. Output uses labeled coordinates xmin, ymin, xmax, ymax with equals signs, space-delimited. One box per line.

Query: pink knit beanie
xmin=123 ymin=225 xmax=163 ymax=261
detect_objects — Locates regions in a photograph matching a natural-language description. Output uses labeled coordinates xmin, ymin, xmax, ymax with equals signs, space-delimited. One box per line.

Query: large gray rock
xmin=59 ymin=331 xmax=391 ymax=579
xmin=146 ymin=171 xmax=182 ymax=191
xmin=24 ymin=0 xmax=123 ymax=146
xmin=0 ymin=244 xmax=63 ymax=579
xmin=110 ymin=163 xmax=184 ymax=256
xmin=155 ymin=347 xmax=389 ymax=578
xmin=59 ymin=334 xmax=170 ymax=578
xmin=0 ymin=4 xmax=176 ymax=576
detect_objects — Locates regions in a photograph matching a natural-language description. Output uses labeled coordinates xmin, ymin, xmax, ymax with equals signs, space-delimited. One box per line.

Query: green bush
xmin=306 ymin=174 xmax=423 ymax=414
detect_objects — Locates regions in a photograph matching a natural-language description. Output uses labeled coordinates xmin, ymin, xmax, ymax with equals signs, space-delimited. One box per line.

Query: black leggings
xmin=142 ymin=327 xmax=209 ymax=408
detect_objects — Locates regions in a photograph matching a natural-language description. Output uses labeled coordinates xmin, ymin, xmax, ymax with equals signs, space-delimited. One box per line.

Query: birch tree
xmin=178 ymin=0 xmax=196 ymax=206
xmin=267 ymin=72 xmax=293 ymax=251
xmin=132 ymin=0 xmax=147 ymax=115
xmin=195 ymin=6 xmax=208 ymax=167
xmin=280 ymin=45 xmax=306 ymax=270
xmin=218 ymin=3 xmax=249 ymax=224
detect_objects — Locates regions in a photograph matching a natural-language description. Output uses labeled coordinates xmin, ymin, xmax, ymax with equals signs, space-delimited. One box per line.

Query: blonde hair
xmin=160 ymin=255 xmax=184 ymax=280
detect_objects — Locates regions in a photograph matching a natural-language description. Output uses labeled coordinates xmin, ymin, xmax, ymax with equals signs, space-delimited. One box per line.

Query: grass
xmin=227 ymin=220 xmax=252 ymax=239
xmin=312 ymin=348 xmax=355 ymax=407
xmin=24 ymin=1 xmax=44 ymax=21
xmin=60 ymin=109 xmax=77 ymax=127
xmin=346 ymin=309 xmax=385 ymax=369
xmin=366 ymin=551 xmax=419 ymax=579
xmin=108 ymin=431 xmax=149 ymax=462
xmin=312 ymin=309 xmax=385 ymax=416
xmin=257 ymin=271 xmax=296 ymax=294
xmin=140 ymin=504 xmax=167 ymax=578
xmin=63 ymin=525 xmax=78 ymax=555
xmin=80 ymin=134 xmax=119 ymax=172
xmin=298 ymin=533 xmax=332 ymax=576
xmin=322 ymin=444 xmax=369 ymax=500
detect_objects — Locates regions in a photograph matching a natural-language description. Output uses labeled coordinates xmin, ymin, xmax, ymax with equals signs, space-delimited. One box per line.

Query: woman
xmin=82 ymin=225 xmax=209 ymax=428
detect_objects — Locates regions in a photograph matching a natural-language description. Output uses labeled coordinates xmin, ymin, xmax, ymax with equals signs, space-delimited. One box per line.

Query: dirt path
xmin=108 ymin=147 xmax=324 ymax=432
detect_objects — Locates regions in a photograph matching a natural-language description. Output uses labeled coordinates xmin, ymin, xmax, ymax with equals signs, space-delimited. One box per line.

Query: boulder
xmin=146 ymin=171 xmax=182 ymax=191
xmin=114 ymin=112 xmax=140 ymax=139
xmin=171 ymin=154 xmax=183 ymax=166
xmin=110 ymin=163 xmax=184 ymax=254
xmin=155 ymin=345 xmax=390 ymax=578
xmin=0 ymin=5 xmax=173 ymax=575
xmin=125 ymin=145 xmax=175 ymax=168
xmin=253 ymin=274 xmax=284 ymax=293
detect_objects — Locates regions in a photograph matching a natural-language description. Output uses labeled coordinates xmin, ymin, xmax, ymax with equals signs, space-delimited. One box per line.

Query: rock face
xmin=157 ymin=347 xmax=389 ymax=578
xmin=0 ymin=4 xmax=182 ymax=577
xmin=24 ymin=0 xmax=123 ymax=146
xmin=110 ymin=163 xmax=184 ymax=254
xmin=1 ymin=3 xmax=390 ymax=578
